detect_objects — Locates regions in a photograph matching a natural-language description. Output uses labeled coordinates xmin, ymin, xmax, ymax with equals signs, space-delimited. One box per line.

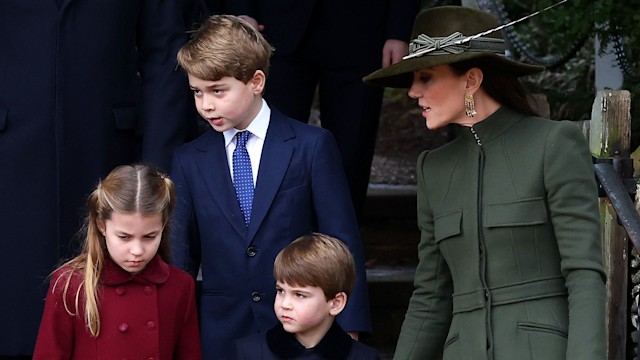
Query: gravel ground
xmin=370 ymin=93 xmax=450 ymax=185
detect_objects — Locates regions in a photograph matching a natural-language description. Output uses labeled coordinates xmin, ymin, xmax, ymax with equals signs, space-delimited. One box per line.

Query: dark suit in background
xmin=0 ymin=0 xmax=205 ymax=356
xmin=225 ymin=0 xmax=420 ymax=221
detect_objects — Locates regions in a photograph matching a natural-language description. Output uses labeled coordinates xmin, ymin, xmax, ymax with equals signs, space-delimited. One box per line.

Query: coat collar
xmin=266 ymin=321 xmax=352 ymax=359
xmin=102 ymin=254 xmax=170 ymax=286
xmin=457 ymin=107 xmax=525 ymax=146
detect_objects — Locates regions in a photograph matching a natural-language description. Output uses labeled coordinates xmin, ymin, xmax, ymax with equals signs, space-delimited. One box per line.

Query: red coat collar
xmin=102 ymin=254 xmax=170 ymax=286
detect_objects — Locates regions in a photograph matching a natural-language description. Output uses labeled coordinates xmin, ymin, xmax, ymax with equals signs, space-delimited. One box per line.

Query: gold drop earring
xmin=464 ymin=92 xmax=477 ymax=118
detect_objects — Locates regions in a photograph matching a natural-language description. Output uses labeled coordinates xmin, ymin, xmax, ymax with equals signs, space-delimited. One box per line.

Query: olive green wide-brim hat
xmin=363 ymin=6 xmax=545 ymax=88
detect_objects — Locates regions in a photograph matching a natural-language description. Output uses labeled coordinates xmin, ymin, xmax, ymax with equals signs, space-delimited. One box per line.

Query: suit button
xmin=246 ymin=246 xmax=257 ymax=257
xmin=118 ymin=323 xmax=129 ymax=332
xmin=116 ymin=287 xmax=126 ymax=295
xmin=251 ymin=292 xmax=261 ymax=302
xmin=147 ymin=321 xmax=156 ymax=329
xmin=144 ymin=286 xmax=153 ymax=295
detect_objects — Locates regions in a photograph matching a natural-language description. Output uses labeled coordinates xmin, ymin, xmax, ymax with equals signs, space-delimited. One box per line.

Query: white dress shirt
xmin=223 ymin=99 xmax=271 ymax=186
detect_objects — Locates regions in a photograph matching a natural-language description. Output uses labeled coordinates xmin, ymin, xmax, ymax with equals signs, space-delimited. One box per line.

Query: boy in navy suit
xmin=235 ymin=233 xmax=379 ymax=359
xmin=171 ymin=15 xmax=371 ymax=359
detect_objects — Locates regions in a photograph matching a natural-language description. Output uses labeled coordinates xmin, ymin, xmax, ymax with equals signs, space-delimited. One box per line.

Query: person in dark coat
xmin=225 ymin=0 xmax=420 ymax=221
xmin=0 ymin=1 xmax=204 ymax=356
xmin=33 ymin=165 xmax=201 ymax=359
xmin=234 ymin=233 xmax=379 ymax=360
xmin=171 ymin=15 xmax=371 ymax=359
xmin=363 ymin=6 xmax=606 ymax=360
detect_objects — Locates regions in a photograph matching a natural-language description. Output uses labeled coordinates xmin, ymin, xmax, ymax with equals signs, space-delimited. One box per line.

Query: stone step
xmin=361 ymin=184 xmax=419 ymax=356
xmin=364 ymin=184 xmax=417 ymax=220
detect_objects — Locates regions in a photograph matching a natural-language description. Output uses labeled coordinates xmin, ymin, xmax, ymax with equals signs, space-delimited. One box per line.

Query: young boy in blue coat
xmin=171 ymin=15 xmax=371 ymax=359
xmin=234 ymin=233 xmax=379 ymax=359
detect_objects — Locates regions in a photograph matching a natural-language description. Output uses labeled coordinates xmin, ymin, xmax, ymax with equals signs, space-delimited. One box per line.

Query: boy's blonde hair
xmin=54 ymin=164 xmax=175 ymax=337
xmin=274 ymin=233 xmax=356 ymax=300
xmin=177 ymin=15 xmax=272 ymax=82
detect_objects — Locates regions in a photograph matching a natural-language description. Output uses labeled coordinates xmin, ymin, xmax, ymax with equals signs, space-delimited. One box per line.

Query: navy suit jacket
xmin=170 ymin=107 xmax=371 ymax=359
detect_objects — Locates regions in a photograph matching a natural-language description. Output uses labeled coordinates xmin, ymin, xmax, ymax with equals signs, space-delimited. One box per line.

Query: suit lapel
xmin=195 ymin=132 xmax=248 ymax=238
xmin=247 ymin=112 xmax=295 ymax=241
xmin=59 ymin=0 xmax=73 ymax=10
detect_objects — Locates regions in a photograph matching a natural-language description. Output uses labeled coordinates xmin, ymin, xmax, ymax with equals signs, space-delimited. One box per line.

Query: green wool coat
xmin=394 ymin=107 xmax=606 ymax=360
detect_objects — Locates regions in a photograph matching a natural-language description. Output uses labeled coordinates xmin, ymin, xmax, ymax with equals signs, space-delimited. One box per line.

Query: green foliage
xmin=527 ymin=0 xmax=638 ymax=64
xmin=500 ymin=0 xmax=639 ymax=146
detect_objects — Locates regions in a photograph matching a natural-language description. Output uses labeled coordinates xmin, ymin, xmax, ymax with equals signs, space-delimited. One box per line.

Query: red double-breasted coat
xmin=33 ymin=255 xmax=201 ymax=359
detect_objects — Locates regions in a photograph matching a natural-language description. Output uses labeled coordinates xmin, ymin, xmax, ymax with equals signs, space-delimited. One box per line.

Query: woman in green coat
xmin=364 ymin=6 xmax=606 ymax=360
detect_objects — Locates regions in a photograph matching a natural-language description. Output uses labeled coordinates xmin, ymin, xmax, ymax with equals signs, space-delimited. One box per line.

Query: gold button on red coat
xmin=146 ymin=321 xmax=156 ymax=329
xmin=118 ymin=323 xmax=128 ymax=332
xmin=116 ymin=287 xmax=126 ymax=295
xmin=144 ymin=286 xmax=153 ymax=295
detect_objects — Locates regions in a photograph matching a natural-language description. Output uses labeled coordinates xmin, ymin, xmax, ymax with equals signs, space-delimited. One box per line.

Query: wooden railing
xmin=579 ymin=90 xmax=634 ymax=360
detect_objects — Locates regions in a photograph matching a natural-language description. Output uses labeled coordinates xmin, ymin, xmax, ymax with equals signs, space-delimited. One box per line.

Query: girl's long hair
xmin=53 ymin=164 xmax=175 ymax=337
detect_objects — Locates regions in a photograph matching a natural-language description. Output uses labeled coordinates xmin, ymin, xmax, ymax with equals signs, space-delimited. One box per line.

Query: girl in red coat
xmin=33 ymin=164 xmax=202 ymax=359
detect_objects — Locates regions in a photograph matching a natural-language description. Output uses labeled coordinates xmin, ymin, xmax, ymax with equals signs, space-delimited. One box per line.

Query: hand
xmin=381 ymin=39 xmax=409 ymax=67
xmin=238 ymin=15 xmax=265 ymax=32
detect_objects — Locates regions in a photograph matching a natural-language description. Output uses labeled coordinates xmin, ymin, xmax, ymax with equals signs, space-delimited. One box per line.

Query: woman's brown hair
xmin=450 ymin=58 xmax=540 ymax=117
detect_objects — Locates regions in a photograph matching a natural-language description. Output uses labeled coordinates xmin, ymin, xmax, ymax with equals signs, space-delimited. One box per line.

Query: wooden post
xmin=590 ymin=90 xmax=631 ymax=157
xmin=590 ymin=89 xmax=631 ymax=360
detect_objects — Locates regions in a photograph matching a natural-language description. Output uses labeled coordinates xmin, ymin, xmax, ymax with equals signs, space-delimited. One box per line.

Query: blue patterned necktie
xmin=233 ymin=131 xmax=254 ymax=226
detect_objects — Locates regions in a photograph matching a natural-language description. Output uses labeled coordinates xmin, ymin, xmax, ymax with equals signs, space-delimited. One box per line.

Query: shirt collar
xmin=102 ymin=254 xmax=170 ymax=286
xmin=223 ymin=99 xmax=271 ymax=147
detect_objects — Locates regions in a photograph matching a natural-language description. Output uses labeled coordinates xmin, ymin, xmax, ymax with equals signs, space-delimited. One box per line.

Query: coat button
xmin=116 ymin=287 xmax=126 ymax=295
xmin=144 ymin=286 xmax=153 ymax=295
xmin=251 ymin=292 xmax=261 ymax=302
xmin=147 ymin=321 xmax=156 ymax=329
xmin=118 ymin=323 xmax=129 ymax=332
xmin=246 ymin=246 xmax=257 ymax=257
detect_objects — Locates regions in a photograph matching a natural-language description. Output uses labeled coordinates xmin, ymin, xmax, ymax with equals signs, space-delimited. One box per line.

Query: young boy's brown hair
xmin=177 ymin=14 xmax=272 ymax=83
xmin=273 ymin=232 xmax=356 ymax=300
